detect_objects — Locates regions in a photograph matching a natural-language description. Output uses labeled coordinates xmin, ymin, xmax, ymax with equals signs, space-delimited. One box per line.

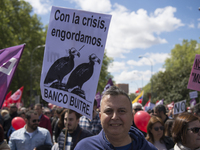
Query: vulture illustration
xmin=65 ymin=53 xmax=101 ymax=93
xmin=44 ymin=47 xmax=80 ymax=87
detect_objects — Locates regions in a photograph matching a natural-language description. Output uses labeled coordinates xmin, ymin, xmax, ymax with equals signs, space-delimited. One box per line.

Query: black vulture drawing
xmin=44 ymin=47 xmax=80 ymax=87
xmin=65 ymin=53 xmax=101 ymax=99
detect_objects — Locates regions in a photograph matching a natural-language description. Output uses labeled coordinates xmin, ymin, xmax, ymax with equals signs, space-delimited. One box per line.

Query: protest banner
xmin=187 ymin=54 xmax=200 ymax=91
xmin=189 ymin=91 xmax=198 ymax=99
xmin=173 ymin=100 xmax=186 ymax=115
xmin=40 ymin=6 xmax=111 ymax=119
xmin=0 ymin=44 xmax=25 ymax=108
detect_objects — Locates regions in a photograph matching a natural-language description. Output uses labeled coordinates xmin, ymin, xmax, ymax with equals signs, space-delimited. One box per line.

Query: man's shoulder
xmin=74 ymin=134 xmax=101 ymax=149
xmin=81 ymin=128 xmax=93 ymax=136
xmin=41 ymin=114 xmax=50 ymax=121
xmin=10 ymin=128 xmax=25 ymax=138
xmin=37 ymin=126 xmax=50 ymax=133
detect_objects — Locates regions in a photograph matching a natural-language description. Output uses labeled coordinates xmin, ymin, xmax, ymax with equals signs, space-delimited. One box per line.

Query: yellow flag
xmin=132 ymin=91 xmax=143 ymax=104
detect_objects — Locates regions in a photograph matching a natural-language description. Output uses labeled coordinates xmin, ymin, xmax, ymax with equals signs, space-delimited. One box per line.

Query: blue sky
xmin=25 ymin=0 xmax=200 ymax=93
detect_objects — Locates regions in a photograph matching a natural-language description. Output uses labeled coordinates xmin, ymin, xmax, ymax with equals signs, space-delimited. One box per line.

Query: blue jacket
xmin=74 ymin=126 xmax=157 ymax=150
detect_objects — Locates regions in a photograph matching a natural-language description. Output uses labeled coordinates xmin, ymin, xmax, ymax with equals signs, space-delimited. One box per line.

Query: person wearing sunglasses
xmin=172 ymin=112 xmax=200 ymax=150
xmin=146 ymin=116 xmax=174 ymax=150
xmin=8 ymin=110 xmax=52 ymax=150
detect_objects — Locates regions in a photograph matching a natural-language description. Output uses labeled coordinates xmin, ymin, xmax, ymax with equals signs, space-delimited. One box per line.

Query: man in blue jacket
xmin=74 ymin=86 xmax=157 ymax=150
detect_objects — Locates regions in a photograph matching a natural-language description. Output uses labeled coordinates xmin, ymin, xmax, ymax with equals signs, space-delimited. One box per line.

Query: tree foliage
xmin=0 ymin=0 xmax=46 ymax=106
xmin=96 ymin=50 xmax=114 ymax=93
xmin=143 ymin=39 xmax=200 ymax=105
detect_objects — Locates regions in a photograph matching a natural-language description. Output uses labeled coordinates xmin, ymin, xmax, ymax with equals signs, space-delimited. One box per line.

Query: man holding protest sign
xmin=52 ymin=109 xmax=92 ymax=150
xmin=74 ymin=86 xmax=156 ymax=150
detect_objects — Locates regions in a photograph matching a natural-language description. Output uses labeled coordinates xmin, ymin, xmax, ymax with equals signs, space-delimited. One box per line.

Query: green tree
xmin=0 ymin=0 xmax=46 ymax=106
xmin=151 ymin=39 xmax=200 ymax=105
xmin=96 ymin=50 xmax=114 ymax=93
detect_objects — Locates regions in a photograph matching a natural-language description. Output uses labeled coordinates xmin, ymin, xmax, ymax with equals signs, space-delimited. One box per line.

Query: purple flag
xmin=0 ymin=44 xmax=25 ymax=108
xmin=102 ymin=78 xmax=114 ymax=95
xmin=95 ymin=92 xmax=101 ymax=108
xmin=190 ymin=98 xmax=196 ymax=108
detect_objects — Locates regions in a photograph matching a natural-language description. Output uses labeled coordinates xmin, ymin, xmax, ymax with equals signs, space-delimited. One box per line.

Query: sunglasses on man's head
xmin=154 ymin=126 xmax=164 ymax=131
xmin=32 ymin=119 xmax=40 ymax=123
xmin=187 ymin=127 xmax=200 ymax=134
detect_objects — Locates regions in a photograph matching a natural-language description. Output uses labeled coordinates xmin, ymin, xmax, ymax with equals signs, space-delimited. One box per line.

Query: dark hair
xmin=193 ymin=103 xmax=200 ymax=114
xmin=101 ymin=86 xmax=132 ymax=110
xmin=35 ymin=103 xmax=42 ymax=109
xmin=172 ymin=112 xmax=199 ymax=144
xmin=56 ymin=108 xmax=64 ymax=115
xmin=164 ymin=119 xmax=174 ymax=137
xmin=25 ymin=110 xmax=38 ymax=120
xmin=58 ymin=109 xmax=81 ymax=129
xmin=154 ymin=105 xmax=166 ymax=114
xmin=18 ymin=111 xmax=26 ymax=116
xmin=146 ymin=116 xmax=165 ymax=144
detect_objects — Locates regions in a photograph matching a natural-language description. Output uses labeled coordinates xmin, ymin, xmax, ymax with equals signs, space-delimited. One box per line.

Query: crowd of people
xmin=0 ymin=86 xmax=200 ymax=150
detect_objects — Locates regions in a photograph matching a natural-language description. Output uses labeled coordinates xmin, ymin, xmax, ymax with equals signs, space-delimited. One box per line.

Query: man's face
xmin=10 ymin=106 xmax=17 ymax=114
xmin=44 ymin=111 xmax=51 ymax=119
xmin=132 ymin=106 xmax=143 ymax=115
xmin=100 ymin=95 xmax=133 ymax=139
xmin=154 ymin=109 xmax=161 ymax=118
xmin=34 ymin=105 xmax=42 ymax=116
xmin=64 ymin=112 xmax=79 ymax=133
xmin=27 ymin=114 xmax=40 ymax=131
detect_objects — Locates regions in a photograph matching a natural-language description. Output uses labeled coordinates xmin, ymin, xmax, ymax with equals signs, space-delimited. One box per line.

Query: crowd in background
xmin=0 ymin=88 xmax=200 ymax=150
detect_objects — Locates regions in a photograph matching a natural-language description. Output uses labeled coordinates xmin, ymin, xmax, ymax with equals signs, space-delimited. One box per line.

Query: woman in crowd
xmin=146 ymin=116 xmax=174 ymax=150
xmin=172 ymin=112 xmax=200 ymax=150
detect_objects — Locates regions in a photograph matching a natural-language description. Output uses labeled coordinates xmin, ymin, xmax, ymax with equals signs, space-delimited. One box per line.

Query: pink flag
xmin=0 ymin=44 xmax=25 ymax=108
xmin=166 ymin=101 xmax=174 ymax=110
xmin=6 ymin=86 xmax=24 ymax=108
xmin=156 ymin=99 xmax=164 ymax=106
xmin=190 ymin=99 xmax=196 ymax=108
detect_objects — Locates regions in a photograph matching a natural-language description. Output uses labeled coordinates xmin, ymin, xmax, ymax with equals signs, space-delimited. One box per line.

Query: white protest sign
xmin=189 ymin=91 xmax=198 ymax=99
xmin=173 ymin=100 xmax=186 ymax=115
xmin=40 ymin=6 xmax=111 ymax=119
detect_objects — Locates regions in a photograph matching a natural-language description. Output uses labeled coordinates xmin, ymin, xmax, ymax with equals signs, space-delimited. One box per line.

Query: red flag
xmin=6 ymin=86 xmax=24 ymax=108
xmin=2 ymin=91 xmax=12 ymax=108
xmin=166 ymin=101 xmax=174 ymax=110
xmin=0 ymin=44 xmax=25 ymax=108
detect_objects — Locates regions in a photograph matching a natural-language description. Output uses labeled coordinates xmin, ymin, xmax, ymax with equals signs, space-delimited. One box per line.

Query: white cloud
xmin=106 ymin=5 xmax=184 ymax=58
xmin=108 ymin=61 xmax=127 ymax=73
xmin=69 ymin=0 xmax=112 ymax=13
xmin=127 ymin=53 xmax=170 ymax=66
xmin=188 ymin=23 xmax=195 ymax=28
xmin=114 ymin=70 xmax=151 ymax=83
xmin=24 ymin=0 xmax=52 ymax=15
xmin=198 ymin=23 xmax=200 ymax=29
